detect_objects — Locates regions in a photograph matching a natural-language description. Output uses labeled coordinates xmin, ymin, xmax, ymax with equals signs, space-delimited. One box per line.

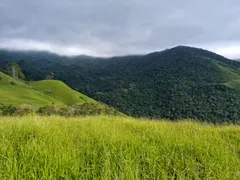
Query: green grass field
xmin=0 ymin=72 xmax=95 ymax=107
xmin=30 ymin=80 xmax=95 ymax=105
xmin=0 ymin=116 xmax=239 ymax=179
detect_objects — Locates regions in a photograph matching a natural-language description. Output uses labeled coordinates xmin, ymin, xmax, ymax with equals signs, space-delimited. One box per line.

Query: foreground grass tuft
xmin=0 ymin=116 xmax=240 ymax=179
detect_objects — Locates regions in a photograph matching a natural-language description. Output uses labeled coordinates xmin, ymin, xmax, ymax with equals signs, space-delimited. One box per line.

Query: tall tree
xmin=6 ymin=62 xmax=25 ymax=80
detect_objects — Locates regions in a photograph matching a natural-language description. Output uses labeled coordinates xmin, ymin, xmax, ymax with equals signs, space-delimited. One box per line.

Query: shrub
xmin=45 ymin=73 xmax=55 ymax=80
xmin=10 ymin=81 xmax=17 ymax=85
xmin=14 ymin=104 xmax=35 ymax=116
xmin=0 ymin=104 xmax=17 ymax=116
xmin=66 ymin=102 xmax=120 ymax=116
xmin=58 ymin=107 xmax=68 ymax=116
xmin=37 ymin=105 xmax=58 ymax=116
xmin=67 ymin=102 xmax=101 ymax=116
xmin=6 ymin=62 xmax=25 ymax=80
xmin=0 ymin=104 xmax=3 ymax=115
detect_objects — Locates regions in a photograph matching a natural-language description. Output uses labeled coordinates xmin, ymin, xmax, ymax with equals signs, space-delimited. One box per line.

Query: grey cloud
xmin=0 ymin=0 xmax=240 ymax=57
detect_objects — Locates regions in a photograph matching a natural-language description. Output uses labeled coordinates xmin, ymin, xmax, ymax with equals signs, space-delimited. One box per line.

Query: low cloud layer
xmin=1 ymin=0 xmax=240 ymax=58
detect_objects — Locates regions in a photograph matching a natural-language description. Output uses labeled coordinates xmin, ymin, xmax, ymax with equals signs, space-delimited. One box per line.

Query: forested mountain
xmin=1 ymin=46 xmax=240 ymax=122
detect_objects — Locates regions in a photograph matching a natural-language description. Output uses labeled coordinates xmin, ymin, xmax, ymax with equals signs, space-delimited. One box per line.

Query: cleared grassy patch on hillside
xmin=30 ymin=80 xmax=95 ymax=105
xmin=0 ymin=72 xmax=94 ymax=107
xmin=0 ymin=116 xmax=239 ymax=179
xmin=213 ymin=61 xmax=240 ymax=90
xmin=0 ymin=72 xmax=63 ymax=106
xmin=214 ymin=62 xmax=240 ymax=82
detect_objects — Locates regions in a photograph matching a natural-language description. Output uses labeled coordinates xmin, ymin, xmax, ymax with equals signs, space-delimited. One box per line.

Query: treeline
xmin=0 ymin=102 xmax=122 ymax=117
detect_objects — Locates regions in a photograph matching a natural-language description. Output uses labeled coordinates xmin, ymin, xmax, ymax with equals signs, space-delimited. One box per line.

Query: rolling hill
xmin=0 ymin=71 xmax=95 ymax=107
xmin=2 ymin=46 xmax=240 ymax=122
xmin=30 ymin=80 xmax=95 ymax=105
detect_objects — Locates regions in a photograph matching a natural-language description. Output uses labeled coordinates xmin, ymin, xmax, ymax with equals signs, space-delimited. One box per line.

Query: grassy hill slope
xmin=0 ymin=72 xmax=63 ymax=106
xmin=0 ymin=72 xmax=94 ymax=107
xmin=30 ymin=80 xmax=95 ymax=105
xmin=0 ymin=115 xmax=239 ymax=179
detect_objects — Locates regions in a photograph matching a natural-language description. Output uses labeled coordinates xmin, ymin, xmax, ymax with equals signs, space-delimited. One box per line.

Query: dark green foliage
xmin=38 ymin=103 xmax=122 ymax=116
xmin=0 ymin=103 xmax=121 ymax=117
xmin=2 ymin=46 xmax=240 ymax=122
xmin=6 ymin=62 xmax=25 ymax=80
xmin=0 ymin=104 xmax=17 ymax=116
xmin=10 ymin=81 xmax=17 ymax=86
xmin=0 ymin=104 xmax=35 ymax=116
xmin=35 ymin=102 xmax=120 ymax=116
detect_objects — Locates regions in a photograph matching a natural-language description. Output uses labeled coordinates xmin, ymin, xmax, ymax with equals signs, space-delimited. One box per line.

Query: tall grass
xmin=0 ymin=116 xmax=240 ymax=179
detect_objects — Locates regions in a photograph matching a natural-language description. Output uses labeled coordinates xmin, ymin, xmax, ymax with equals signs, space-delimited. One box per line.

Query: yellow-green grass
xmin=225 ymin=79 xmax=240 ymax=89
xmin=0 ymin=86 xmax=63 ymax=106
xmin=30 ymin=80 xmax=95 ymax=105
xmin=0 ymin=72 xmax=94 ymax=107
xmin=0 ymin=116 xmax=239 ymax=179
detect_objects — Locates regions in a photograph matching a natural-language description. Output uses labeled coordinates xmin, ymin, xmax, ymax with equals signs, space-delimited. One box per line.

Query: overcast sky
xmin=0 ymin=0 xmax=240 ymax=58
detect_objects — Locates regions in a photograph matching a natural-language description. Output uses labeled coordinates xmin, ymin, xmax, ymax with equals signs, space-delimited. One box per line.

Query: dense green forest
xmin=1 ymin=46 xmax=240 ymax=122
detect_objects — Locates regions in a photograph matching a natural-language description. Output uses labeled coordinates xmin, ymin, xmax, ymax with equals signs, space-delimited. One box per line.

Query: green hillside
xmin=213 ymin=61 xmax=240 ymax=83
xmin=0 ymin=71 xmax=94 ymax=107
xmin=0 ymin=72 xmax=63 ymax=106
xmin=30 ymin=80 xmax=95 ymax=105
